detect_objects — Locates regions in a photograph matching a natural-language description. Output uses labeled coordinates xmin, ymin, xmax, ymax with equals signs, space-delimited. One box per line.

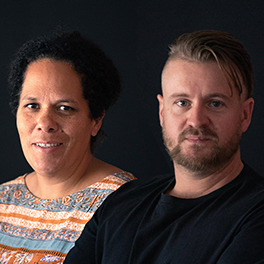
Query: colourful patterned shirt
xmin=0 ymin=171 xmax=135 ymax=263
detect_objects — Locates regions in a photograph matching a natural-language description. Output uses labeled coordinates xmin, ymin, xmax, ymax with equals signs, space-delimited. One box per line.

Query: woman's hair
xmin=8 ymin=29 xmax=121 ymax=152
xmin=166 ymin=30 xmax=253 ymax=98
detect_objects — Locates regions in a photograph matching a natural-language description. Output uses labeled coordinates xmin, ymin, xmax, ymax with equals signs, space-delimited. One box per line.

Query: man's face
xmin=158 ymin=59 xmax=253 ymax=174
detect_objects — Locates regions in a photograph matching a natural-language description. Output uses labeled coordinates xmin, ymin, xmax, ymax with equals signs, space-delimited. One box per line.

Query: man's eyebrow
xmin=168 ymin=93 xmax=190 ymax=98
xmin=168 ymin=93 xmax=231 ymax=100
xmin=205 ymin=93 xmax=231 ymax=100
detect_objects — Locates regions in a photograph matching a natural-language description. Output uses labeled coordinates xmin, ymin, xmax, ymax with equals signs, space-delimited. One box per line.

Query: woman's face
xmin=16 ymin=58 xmax=102 ymax=177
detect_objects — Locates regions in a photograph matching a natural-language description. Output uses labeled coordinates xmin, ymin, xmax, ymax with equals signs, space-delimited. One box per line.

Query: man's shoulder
xmin=231 ymin=163 xmax=264 ymax=203
xmin=115 ymin=173 xmax=174 ymax=194
xmin=97 ymin=173 xmax=174 ymax=212
xmin=242 ymin=163 xmax=264 ymax=188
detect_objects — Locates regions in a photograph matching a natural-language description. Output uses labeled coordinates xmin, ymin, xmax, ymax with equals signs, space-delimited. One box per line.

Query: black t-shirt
xmin=65 ymin=164 xmax=264 ymax=263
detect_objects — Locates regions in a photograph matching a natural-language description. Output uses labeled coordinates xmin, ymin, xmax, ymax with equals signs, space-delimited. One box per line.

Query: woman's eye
xmin=59 ymin=105 xmax=74 ymax=111
xmin=176 ymin=100 xmax=189 ymax=107
xmin=25 ymin=103 xmax=39 ymax=109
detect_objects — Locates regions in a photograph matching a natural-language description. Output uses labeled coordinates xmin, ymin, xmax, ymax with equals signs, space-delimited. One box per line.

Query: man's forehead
xmin=162 ymin=58 xmax=249 ymax=100
xmin=161 ymin=59 xmax=240 ymax=99
xmin=162 ymin=59 xmax=224 ymax=85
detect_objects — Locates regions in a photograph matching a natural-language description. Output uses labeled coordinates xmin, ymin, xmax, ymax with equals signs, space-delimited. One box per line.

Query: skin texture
xmin=158 ymin=59 xmax=254 ymax=198
xmin=16 ymin=58 xmax=120 ymax=199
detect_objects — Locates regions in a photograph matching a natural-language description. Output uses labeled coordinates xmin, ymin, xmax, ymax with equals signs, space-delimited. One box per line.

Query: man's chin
xmin=173 ymin=157 xmax=220 ymax=175
xmin=176 ymin=145 xmax=213 ymax=158
xmin=169 ymin=146 xmax=221 ymax=173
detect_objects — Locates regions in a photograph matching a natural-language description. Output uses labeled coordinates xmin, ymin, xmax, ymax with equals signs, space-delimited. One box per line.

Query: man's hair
xmin=166 ymin=30 xmax=253 ymax=98
xmin=8 ymin=29 xmax=121 ymax=152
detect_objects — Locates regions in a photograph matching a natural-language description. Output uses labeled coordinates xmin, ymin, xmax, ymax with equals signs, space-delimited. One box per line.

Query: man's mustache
xmin=178 ymin=127 xmax=218 ymax=143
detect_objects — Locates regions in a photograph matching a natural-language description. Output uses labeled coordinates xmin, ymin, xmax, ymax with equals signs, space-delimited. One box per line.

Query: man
xmin=64 ymin=30 xmax=264 ymax=263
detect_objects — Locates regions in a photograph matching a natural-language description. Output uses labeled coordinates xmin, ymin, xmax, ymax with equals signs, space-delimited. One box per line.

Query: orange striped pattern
xmin=0 ymin=171 xmax=135 ymax=263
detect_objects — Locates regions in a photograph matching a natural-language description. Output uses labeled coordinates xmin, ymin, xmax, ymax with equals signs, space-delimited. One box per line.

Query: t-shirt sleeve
xmin=217 ymin=205 xmax=264 ymax=263
xmin=64 ymin=211 xmax=99 ymax=263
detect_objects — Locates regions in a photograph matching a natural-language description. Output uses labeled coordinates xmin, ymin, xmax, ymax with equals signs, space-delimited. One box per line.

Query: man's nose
xmin=186 ymin=104 xmax=210 ymax=128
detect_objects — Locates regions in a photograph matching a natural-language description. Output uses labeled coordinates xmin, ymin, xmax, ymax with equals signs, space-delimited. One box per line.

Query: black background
xmin=0 ymin=0 xmax=264 ymax=183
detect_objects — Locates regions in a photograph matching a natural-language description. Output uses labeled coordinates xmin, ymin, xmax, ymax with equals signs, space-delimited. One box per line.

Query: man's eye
xmin=210 ymin=101 xmax=223 ymax=108
xmin=176 ymin=100 xmax=189 ymax=107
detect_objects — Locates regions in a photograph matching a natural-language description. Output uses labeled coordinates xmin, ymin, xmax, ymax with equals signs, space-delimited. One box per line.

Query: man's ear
xmin=91 ymin=112 xmax=105 ymax=137
xmin=241 ymin=97 xmax=254 ymax=133
xmin=157 ymin=94 xmax=164 ymax=127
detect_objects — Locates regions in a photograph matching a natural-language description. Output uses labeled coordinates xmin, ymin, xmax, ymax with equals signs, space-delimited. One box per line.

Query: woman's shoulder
xmin=87 ymin=171 xmax=136 ymax=191
xmin=87 ymin=158 xmax=136 ymax=190
xmin=1 ymin=174 xmax=27 ymax=187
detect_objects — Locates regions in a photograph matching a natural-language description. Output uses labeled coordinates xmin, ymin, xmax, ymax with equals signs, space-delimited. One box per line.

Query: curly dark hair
xmin=8 ymin=29 xmax=121 ymax=152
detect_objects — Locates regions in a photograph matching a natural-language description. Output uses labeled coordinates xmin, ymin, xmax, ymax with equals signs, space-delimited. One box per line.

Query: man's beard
xmin=162 ymin=126 xmax=241 ymax=174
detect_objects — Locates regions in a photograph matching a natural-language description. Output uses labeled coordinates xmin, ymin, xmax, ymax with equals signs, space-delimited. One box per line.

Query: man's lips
xmin=185 ymin=135 xmax=214 ymax=142
xmin=178 ymin=127 xmax=218 ymax=144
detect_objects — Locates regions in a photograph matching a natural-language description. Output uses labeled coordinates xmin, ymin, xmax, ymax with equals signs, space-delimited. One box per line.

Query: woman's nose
xmin=36 ymin=110 xmax=59 ymax=133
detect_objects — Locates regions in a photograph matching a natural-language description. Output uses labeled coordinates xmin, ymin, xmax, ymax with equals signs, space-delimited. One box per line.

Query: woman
xmin=0 ymin=30 xmax=135 ymax=263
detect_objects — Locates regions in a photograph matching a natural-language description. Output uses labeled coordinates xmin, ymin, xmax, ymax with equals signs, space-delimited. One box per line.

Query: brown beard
xmin=162 ymin=126 xmax=241 ymax=174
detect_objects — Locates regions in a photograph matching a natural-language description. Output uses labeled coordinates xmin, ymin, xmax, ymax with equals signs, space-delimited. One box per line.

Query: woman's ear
xmin=91 ymin=112 xmax=105 ymax=137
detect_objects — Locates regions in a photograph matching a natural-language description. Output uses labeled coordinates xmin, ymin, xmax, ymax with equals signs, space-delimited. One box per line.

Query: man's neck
xmin=167 ymin=153 xmax=244 ymax=199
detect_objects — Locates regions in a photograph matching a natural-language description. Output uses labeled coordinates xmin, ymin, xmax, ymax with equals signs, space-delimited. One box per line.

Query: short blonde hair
xmin=167 ymin=30 xmax=253 ymax=98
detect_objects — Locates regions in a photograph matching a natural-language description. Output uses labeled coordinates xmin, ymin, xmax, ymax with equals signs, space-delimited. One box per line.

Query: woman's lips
xmin=33 ymin=142 xmax=62 ymax=148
